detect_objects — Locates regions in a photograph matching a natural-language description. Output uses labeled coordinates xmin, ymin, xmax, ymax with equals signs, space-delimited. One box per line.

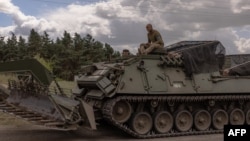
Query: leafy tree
xmin=17 ymin=36 xmax=28 ymax=59
xmin=0 ymin=36 xmax=6 ymax=61
xmin=61 ymin=31 xmax=72 ymax=48
xmin=4 ymin=33 xmax=18 ymax=61
xmin=28 ymin=29 xmax=42 ymax=56
xmin=113 ymin=51 xmax=121 ymax=58
xmin=73 ymin=33 xmax=84 ymax=51
xmin=0 ymin=36 xmax=4 ymax=47
xmin=40 ymin=31 xmax=53 ymax=60
xmin=1 ymin=29 xmax=121 ymax=80
xmin=104 ymin=43 xmax=114 ymax=60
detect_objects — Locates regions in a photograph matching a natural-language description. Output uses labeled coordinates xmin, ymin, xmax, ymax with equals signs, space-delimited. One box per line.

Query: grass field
xmin=0 ymin=74 xmax=76 ymax=125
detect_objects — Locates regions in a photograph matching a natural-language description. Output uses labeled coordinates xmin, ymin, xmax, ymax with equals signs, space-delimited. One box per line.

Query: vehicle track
xmin=102 ymin=95 xmax=250 ymax=138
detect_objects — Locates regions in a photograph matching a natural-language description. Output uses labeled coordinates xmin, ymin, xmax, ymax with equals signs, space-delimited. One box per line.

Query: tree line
xmin=0 ymin=29 xmax=121 ymax=80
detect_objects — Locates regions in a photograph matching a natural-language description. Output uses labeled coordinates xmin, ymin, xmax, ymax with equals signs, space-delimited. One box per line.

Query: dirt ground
xmin=0 ymin=124 xmax=223 ymax=141
xmin=0 ymin=112 xmax=30 ymax=126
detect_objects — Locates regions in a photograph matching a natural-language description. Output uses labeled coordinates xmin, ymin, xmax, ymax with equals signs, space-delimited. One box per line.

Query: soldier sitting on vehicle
xmin=138 ymin=24 xmax=164 ymax=55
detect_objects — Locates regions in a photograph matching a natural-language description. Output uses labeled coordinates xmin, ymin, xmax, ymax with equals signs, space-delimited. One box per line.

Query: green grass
xmin=0 ymin=73 xmax=16 ymax=85
xmin=49 ymin=80 xmax=76 ymax=96
xmin=34 ymin=55 xmax=53 ymax=72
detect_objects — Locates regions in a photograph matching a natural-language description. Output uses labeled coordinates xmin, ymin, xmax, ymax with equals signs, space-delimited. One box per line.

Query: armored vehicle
xmin=0 ymin=40 xmax=250 ymax=138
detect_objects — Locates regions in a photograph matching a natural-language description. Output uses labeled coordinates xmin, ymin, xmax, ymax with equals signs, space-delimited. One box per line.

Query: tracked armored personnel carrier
xmin=0 ymin=40 xmax=250 ymax=138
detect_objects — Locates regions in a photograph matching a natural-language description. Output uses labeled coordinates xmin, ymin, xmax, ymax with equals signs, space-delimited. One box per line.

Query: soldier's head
xmin=146 ymin=24 xmax=153 ymax=32
xmin=122 ymin=49 xmax=130 ymax=57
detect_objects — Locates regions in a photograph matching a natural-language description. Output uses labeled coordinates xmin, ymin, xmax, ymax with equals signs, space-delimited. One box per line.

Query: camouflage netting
xmin=228 ymin=61 xmax=250 ymax=76
xmin=166 ymin=41 xmax=226 ymax=76
xmin=227 ymin=54 xmax=250 ymax=67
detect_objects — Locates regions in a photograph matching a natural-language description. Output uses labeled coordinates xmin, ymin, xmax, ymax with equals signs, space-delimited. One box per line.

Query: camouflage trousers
xmin=138 ymin=43 xmax=163 ymax=55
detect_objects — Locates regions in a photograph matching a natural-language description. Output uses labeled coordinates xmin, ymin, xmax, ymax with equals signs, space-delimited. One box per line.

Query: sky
xmin=1 ymin=0 xmax=250 ymax=54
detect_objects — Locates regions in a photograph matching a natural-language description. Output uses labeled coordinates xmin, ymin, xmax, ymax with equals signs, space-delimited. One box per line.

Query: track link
xmin=102 ymin=94 xmax=250 ymax=138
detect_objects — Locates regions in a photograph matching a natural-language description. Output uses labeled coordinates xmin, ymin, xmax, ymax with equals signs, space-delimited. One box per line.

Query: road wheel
xmin=112 ymin=100 xmax=132 ymax=123
xmin=175 ymin=110 xmax=193 ymax=132
xmin=131 ymin=112 xmax=153 ymax=135
xmin=212 ymin=109 xmax=228 ymax=130
xmin=154 ymin=111 xmax=173 ymax=133
xmin=246 ymin=110 xmax=250 ymax=125
xmin=229 ymin=108 xmax=245 ymax=125
xmin=194 ymin=110 xmax=211 ymax=131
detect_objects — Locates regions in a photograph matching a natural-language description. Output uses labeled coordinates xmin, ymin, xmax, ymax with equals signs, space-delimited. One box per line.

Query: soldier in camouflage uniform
xmin=139 ymin=24 xmax=164 ymax=55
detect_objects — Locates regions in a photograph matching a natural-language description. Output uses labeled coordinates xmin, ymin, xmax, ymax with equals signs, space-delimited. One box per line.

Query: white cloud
xmin=230 ymin=0 xmax=250 ymax=13
xmin=235 ymin=38 xmax=250 ymax=53
xmin=233 ymin=25 xmax=250 ymax=53
xmin=1 ymin=0 xmax=250 ymax=54
xmin=0 ymin=25 xmax=16 ymax=38
xmin=0 ymin=0 xmax=19 ymax=14
xmin=0 ymin=0 xmax=58 ymax=36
